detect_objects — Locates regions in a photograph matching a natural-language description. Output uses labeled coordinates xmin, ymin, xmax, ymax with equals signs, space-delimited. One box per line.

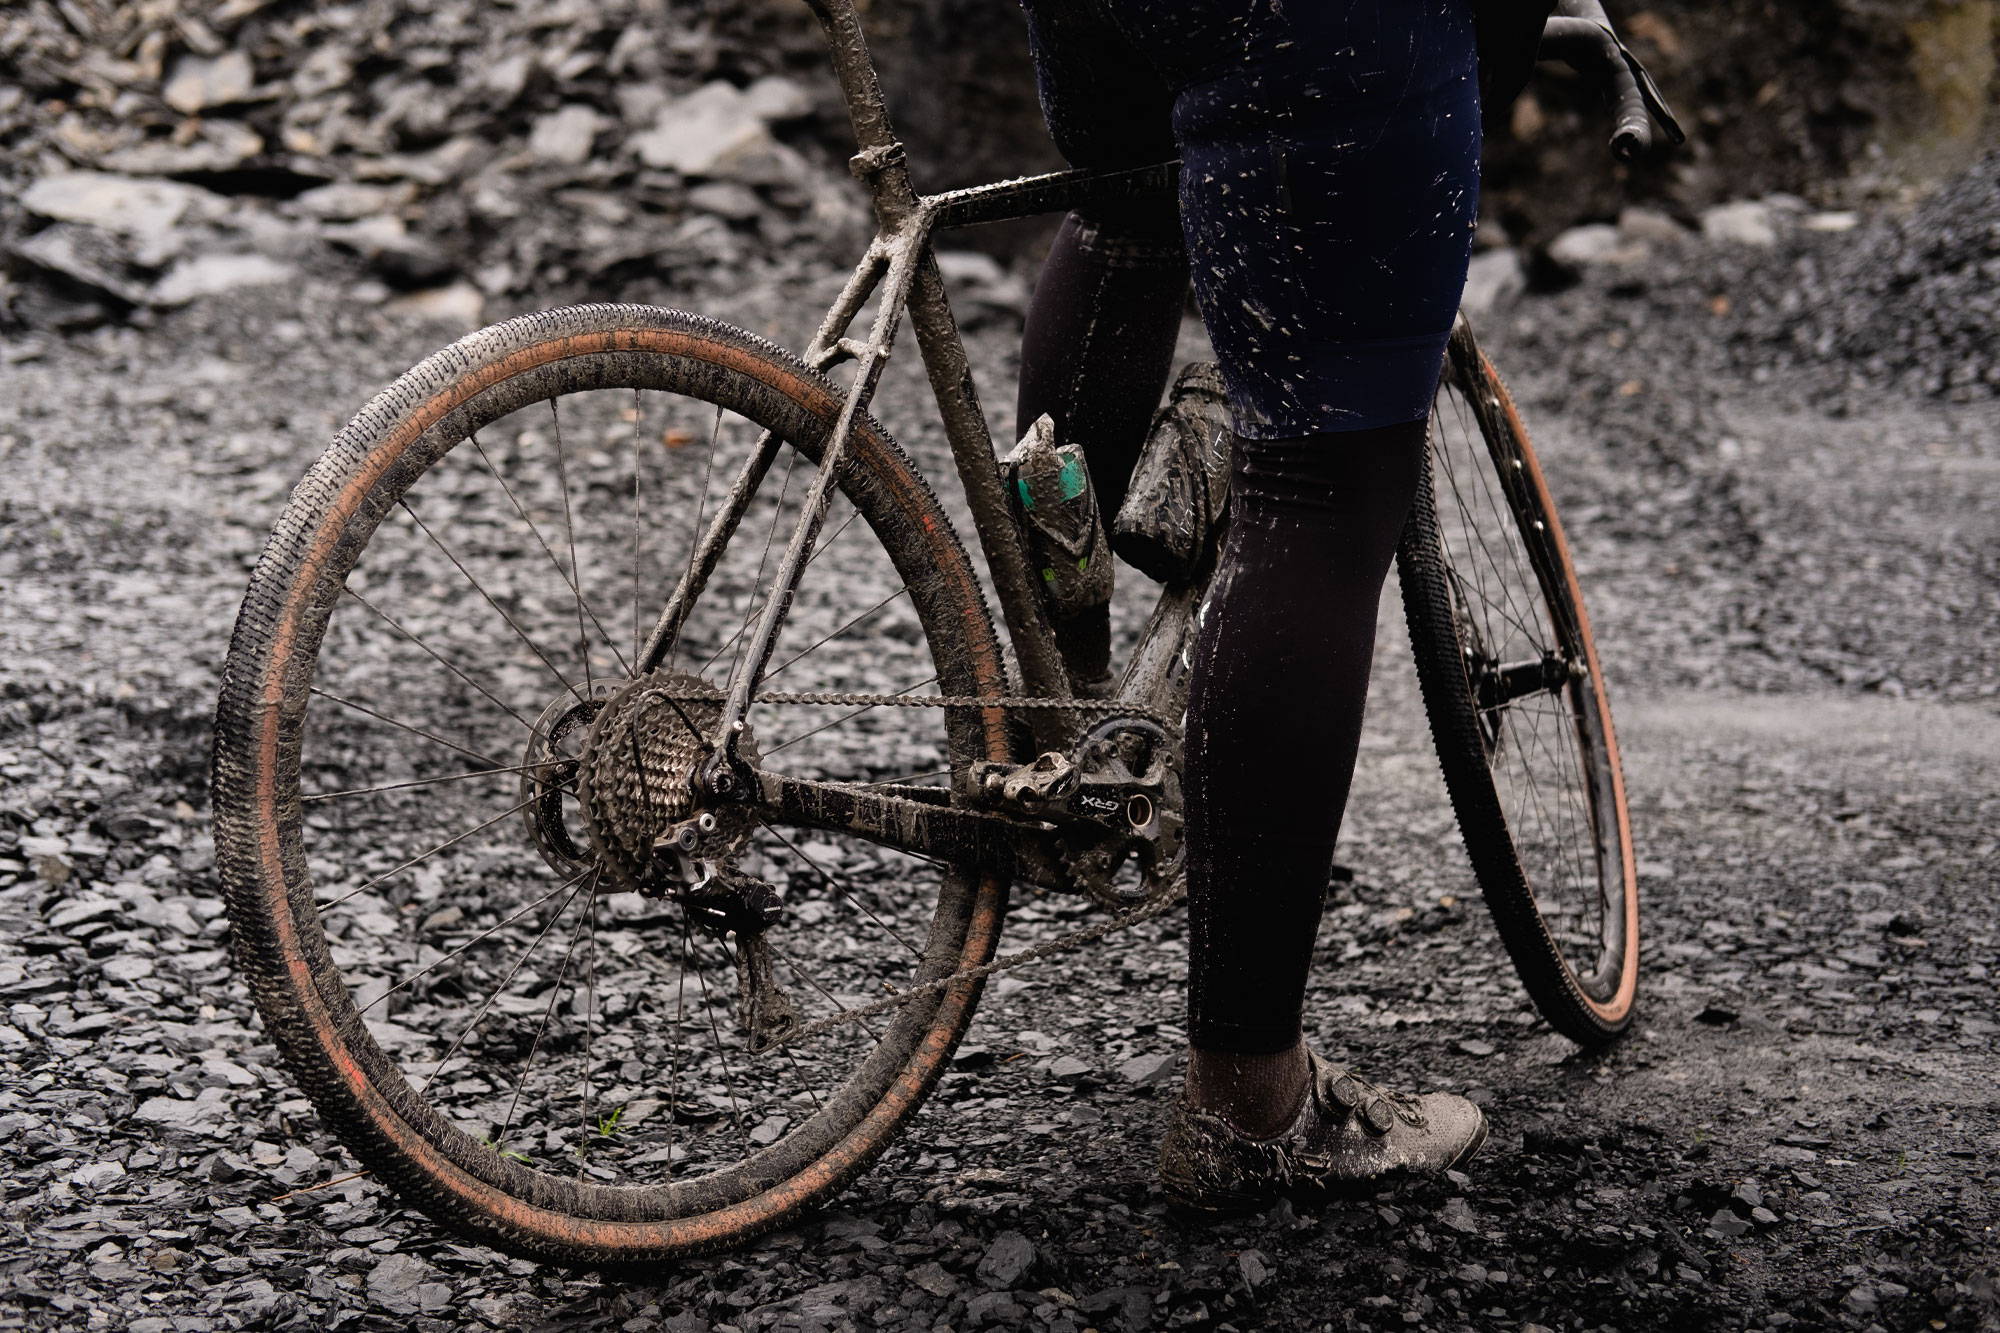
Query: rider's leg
xmin=1016 ymin=0 xmax=1187 ymax=687
xmin=1017 ymin=206 xmax=1186 ymax=527
xmin=1086 ymin=0 xmax=1482 ymax=1138
xmin=1182 ymin=422 xmax=1425 ymax=1135
xmin=1016 ymin=206 xmax=1185 ymax=684
xmin=1023 ymin=0 xmax=1485 ymax=1160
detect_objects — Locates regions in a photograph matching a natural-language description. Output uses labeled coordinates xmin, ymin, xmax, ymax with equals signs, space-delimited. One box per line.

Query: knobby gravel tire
xmin=1396 ymin=328 xmax=1641 ymax=1046
xmin=212 ymin=305 xmax=1015 ymax=1265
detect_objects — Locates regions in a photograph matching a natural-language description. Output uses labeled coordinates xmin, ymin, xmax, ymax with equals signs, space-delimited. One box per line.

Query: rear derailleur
xmin=643 ymin=813 xmax=801 ymax=1055
xmin=971 ymin=716 xmax=1183 ymax=908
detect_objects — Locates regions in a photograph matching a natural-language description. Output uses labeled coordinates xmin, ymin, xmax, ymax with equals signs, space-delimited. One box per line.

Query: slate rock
xmin=21 ymin=173 xmax=202 ymax=238
xmin=366 ymin=1252 xmax=441 ymax=1313
xmin=1439 ymin=1198 xmax=1479 ymax=1234
xmin=153 ymin=254 xmax=295 ymax=306
xmin=965 ymin=1291 xmax=1026 ymax=1326
xmin=163 ymin=52 xmax=256 ymax=115
xmin=1701 ymin=200 xmax=1779 ymax=247
xmin=976 ymin=1230 xmax=1035 ymax=1288
xmin=1117 ymin=1050 xmax=1177 ymax=1086
xmin=1461 ymin=247 xmax=1525 ymax=315
xmin=632 ymin=82 xmax=776 ymax=177
xmin=742 ymin=75 xmax=813 ymax=122
xmin=10 ymin=227 xmax=151 ymax=309
xmin=1549 ymin=223 xmax=1639 ymax=267
xmin=1046 ymin=1055 xmax=1091 ymax=1082
xmin=528 ymin=105 xmax=605 ymax=166
xmin=1707 ymin=1208 xmax=1752 ymax=1238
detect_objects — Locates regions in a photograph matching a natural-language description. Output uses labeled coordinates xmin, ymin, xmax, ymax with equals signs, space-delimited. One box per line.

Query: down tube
xmin=902 ymin=250 xmax=1073 ymax=735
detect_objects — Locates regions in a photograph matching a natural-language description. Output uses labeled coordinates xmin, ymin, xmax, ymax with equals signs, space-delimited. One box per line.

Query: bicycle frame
xmin=635 ymin=0 xmax=1178 ymax=769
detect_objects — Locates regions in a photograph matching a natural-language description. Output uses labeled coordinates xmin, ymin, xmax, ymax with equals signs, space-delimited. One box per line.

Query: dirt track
xmin=3 ymin=175 xmax=1999 ymax=1329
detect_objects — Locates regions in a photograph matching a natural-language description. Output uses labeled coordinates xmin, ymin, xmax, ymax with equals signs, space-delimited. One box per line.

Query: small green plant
xmin=480 ymin=1136 xmax=531 ymax=1164
xmin=598 ymin=1105 xmax=626 ymax=1138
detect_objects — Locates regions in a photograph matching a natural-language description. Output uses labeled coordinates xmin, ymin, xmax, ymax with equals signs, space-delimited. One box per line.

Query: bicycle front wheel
xmin=212 ymin=305 xmax=1013 ymax=1263
xmin=1396 ymin=319 xmax=1640 ymax=1046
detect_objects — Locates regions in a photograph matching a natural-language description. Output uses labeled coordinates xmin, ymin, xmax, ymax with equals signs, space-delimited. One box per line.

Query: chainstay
xmin=757 ymin=878 xmax=1187 ymax=1054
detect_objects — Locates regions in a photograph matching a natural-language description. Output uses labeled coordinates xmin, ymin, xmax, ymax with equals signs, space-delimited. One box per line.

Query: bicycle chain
xmin=642 ymin=684 xmax=1171 ymax=729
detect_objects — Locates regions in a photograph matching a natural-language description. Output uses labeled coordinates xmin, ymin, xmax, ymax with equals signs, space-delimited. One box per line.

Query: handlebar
xmin=1540 ymin=1 xmax=1686 ymax=162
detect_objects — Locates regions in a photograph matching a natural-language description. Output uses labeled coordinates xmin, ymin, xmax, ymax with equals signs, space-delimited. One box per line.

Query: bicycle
xmin=211 ymin=0 xmax=1679 ymax=1265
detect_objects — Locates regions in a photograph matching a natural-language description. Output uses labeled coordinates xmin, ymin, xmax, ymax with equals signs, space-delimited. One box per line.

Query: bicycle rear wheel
xmin=1396 ymin=320 xmax=1640 ymax=1045
xmin=212 ymin=305 xmax=1013 ymax=1263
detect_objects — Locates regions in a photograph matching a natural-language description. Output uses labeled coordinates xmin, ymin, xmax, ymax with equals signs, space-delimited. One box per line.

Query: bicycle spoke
xmin=700 ymin=448 xmax=802 ymax=676
xmin=1440 ymin=397 xmax=1547 ymax=650
xmin=686 ymin=918 xmax=746 ymax=1137
xmin=666 ymin=914 xmax=690 ymax=1173
xmin=766 ymin=936 xmax=881 ymax=1043
xmin=665 ymin=405 xmax=728 ymax=671
xmin=548 ymin=398 xmax=596 ymax=696
xmin=397 ymin=499 xmax=582 ymax=702
xmin=496 ymin=879 xmax=600 ymax=1151
xmin=304 ymin=762 xmax=544 ymax=804
xmin=695 ymin=498 xmax=863 ymax=677
xmin=1446 ymin=390 xmax=1546 ymax=643
xmin=763 ymin=675 xmax=939 ymax=756
xmin=308 ymin=687 xmax=502 ymax=769
xmin=317 ymin=792 xmax=542 ymax=911
xmin=359 ymin=870 xmax=587 ymax=1015
xmin=779 ymin=1042 xmax=825 ymax=1115
xmin=341 ymin=586 xmax=536 ymax=731
xmin=631 ymin=391 xmax=644 ymax=668
xmin=762 ymin=585 xmax=910 ymax=685
xmin=761 ymin=821 xmax=921 ymax=959
xmin=867 ymin=768 xmax=953 ymax=788
xmin=576 ymin=888 xmax=599 ymax=1177
xmin=465 ymin=430 xmax=635 ymax=678
xmin=421 ymin=871 xmax=592 ymax=1094
xmin=1436 ymin=423 xmax=1544 ymax=649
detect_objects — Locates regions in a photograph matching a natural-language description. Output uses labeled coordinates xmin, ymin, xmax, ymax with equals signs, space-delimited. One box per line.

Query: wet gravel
xmin=3 ymin=19 xmax=1999 ymax=1329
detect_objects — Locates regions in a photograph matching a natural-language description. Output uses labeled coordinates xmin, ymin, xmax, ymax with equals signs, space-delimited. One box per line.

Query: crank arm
xmin=748 ymin=769 xmax=1070 ymax=890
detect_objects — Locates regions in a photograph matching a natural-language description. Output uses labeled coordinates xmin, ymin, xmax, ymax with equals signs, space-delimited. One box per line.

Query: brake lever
xmin=1540 ymin=15 xmax=1686 ymax=161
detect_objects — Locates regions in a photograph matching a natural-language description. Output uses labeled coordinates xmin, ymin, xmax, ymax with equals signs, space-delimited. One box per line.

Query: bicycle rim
xmin=212 ymin=305 xmax=1013 ymax=1262
xmin=1400 ymin=325 xmax=1639 ymax=1043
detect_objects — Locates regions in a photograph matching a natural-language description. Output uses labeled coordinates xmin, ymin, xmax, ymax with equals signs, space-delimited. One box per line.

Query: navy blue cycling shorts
xmin=1019 ymin=0 xmax=1481 ymax=438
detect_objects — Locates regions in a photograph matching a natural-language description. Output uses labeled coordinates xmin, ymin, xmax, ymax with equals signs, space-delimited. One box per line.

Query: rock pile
xmin=1484 ymin=151 xmax=2000 ymax=404
xmin=1805 ymin=155 xmax=2000 ymax=399
xmin=2 ymin=0 xmax=874 ymax=329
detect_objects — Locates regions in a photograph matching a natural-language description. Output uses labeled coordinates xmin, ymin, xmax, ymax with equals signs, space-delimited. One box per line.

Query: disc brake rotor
xmin=520 ymin=690 xmax=607 ymax=878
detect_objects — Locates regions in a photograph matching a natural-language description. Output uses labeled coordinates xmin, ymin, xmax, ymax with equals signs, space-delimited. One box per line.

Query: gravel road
xmin=3 ymin=162 xmax=1997 ymax=1330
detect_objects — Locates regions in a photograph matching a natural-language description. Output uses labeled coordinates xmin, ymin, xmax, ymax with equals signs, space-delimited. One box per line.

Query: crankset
xmin=972 ymin=714 xmax=1183 ymax=907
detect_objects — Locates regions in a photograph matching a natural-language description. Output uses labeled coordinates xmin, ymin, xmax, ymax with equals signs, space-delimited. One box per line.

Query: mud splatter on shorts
xmin=1019 ymin=0 xmax=1481 ymax=438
